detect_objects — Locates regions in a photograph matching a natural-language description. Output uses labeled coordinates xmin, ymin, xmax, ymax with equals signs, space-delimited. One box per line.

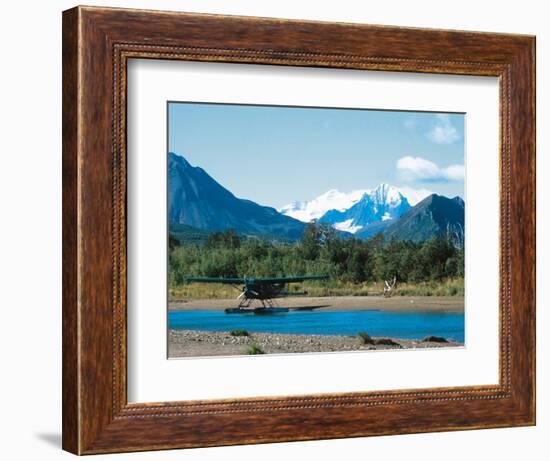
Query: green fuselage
xmin=241 ymin=281 xmax=286 ymax=300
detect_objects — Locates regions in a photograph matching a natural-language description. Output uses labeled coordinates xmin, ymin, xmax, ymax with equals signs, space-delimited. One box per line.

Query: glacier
xmin=279 ymin=184 xmax=413 ymax=235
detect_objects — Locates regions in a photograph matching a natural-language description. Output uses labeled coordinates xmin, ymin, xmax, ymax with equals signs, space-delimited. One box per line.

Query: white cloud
xmin=427 ymin=114 xmax=460 ymax=144
xmin=397 ymin=186 xmax=433 ymax=205
xmin=397 ymin=156 xmax=464 ymax=183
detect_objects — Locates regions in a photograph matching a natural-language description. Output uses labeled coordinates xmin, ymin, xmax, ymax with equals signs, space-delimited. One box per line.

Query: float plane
xmin=185 ymin=275 xmax=328 ymax=314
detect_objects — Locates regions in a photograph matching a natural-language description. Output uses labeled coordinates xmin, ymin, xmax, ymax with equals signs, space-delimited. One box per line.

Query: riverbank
xmin=168 ymin=329 xmax=463 ymax=358
xmin=169 ymin=278 xmax=464 ymax=299
xmin=169 ymin=295 xmax=464 ymax=313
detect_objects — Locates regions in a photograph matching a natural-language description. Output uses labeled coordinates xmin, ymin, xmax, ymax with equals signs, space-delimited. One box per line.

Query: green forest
xmin=168 ymin=223 xmax=464 ymax=298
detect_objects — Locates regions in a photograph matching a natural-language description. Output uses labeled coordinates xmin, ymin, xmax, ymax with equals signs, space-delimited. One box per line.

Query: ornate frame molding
xmin=63 ymin=6 xmax=535 ymax=454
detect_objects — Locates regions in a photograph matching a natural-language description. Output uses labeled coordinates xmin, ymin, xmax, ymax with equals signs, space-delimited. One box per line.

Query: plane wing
xmin=184 ymin=275 xmax=328 ymax=284
xmin=184 ymin=277 xmax=244 ymax=284
xmin=253 ymin=275 xmax=328 ymax=284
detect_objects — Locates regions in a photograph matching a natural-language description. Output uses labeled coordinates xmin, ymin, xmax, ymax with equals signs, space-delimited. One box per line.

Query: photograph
xmin=167 ymin=102 xmax=466 ymax=358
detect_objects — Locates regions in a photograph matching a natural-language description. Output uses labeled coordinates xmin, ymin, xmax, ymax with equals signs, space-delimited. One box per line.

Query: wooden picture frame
xmin=62 ymin=5 xmax=535 ymax=455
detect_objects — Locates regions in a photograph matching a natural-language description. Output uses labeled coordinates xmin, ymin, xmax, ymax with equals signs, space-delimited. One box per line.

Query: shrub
xmin=230 ymin=329 xmax=249 ymax=337
xmin=246 ymin=343 xmax=265 ymax=355
xmin=358 ymin=331 xmax=374 ymax=345
xmin=448 ymin=286 xmax=459 ymax=296
xmin=422 ymin=335 xmax=448 ymax=343
xmin=374 ymin=338 xmax=402 ymax=347
xmin=168 ymin=222 xmax=465 ymax=297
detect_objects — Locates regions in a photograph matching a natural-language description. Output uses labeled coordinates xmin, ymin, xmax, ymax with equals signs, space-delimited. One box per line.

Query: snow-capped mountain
xmin=279 ymin=184 xmax=411 ymax=235
xmin=278 ymin=189 xmax=368 ymax=223
xmin=319 ymin=184 xmax=411 ymax=234
xmin=167 ymin=152 xmax=458 ymax=243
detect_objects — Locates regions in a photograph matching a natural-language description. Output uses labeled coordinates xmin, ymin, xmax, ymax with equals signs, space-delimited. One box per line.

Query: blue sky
xmin=168 ymin=102 xmax=464 ymax=207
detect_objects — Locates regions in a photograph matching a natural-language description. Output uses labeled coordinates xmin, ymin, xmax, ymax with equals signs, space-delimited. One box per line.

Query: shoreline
xmin=169 ymin=295 xmax=464 ymax=313
xmin=168 ymin=329 xmax=463 ymax=358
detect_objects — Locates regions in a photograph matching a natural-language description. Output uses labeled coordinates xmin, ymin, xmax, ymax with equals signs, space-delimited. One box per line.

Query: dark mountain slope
xmin=168 ymin=152 xmax=306 ymax=240
xmin=383 ymin=194 xmax=464 ymax=243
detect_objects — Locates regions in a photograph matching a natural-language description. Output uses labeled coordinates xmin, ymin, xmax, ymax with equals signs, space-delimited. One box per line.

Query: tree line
xmin=168 ymin=222 xmax=464 ymax=287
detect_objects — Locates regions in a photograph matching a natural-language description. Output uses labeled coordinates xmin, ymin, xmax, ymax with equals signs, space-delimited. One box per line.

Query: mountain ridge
xmin=168 ymin=152 xmax=464 ymax=245
xmin=381 ymin=193 xmax=465 ymax=243
xmin=279 ymin=189 xmax=368 ymax=223
xmin=168 ymin=152 xmax=307 ymax=241
xmin=318 ymin=184 xmax=411 ymax=233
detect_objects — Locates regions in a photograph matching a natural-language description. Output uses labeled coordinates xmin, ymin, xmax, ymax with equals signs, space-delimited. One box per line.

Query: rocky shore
xmin=168 ymin=329 xmax=463 ymax=358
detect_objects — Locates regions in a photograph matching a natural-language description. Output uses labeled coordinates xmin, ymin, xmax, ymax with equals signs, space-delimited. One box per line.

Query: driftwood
xmin=383 ymin=276 xmax=397 ymax=297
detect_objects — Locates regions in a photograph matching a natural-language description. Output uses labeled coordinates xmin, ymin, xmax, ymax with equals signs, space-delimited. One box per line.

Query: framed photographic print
xmin=62 ymin=6 xmax=535 ymax=455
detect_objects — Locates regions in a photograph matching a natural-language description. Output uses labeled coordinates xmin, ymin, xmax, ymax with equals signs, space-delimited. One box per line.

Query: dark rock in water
xmin=423 ymin=335 xmax=449 ymax=343
xmin=373 ymin=338 xmax=402 ymax=347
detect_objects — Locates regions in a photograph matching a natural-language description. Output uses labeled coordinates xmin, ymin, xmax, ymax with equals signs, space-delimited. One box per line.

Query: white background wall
xmin=0 ymin=1 xmax=546 ymax=459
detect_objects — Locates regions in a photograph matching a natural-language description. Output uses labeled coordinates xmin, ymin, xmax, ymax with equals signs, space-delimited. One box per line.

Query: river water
xmin=168 ymin=309 xmax=465 ymax=342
